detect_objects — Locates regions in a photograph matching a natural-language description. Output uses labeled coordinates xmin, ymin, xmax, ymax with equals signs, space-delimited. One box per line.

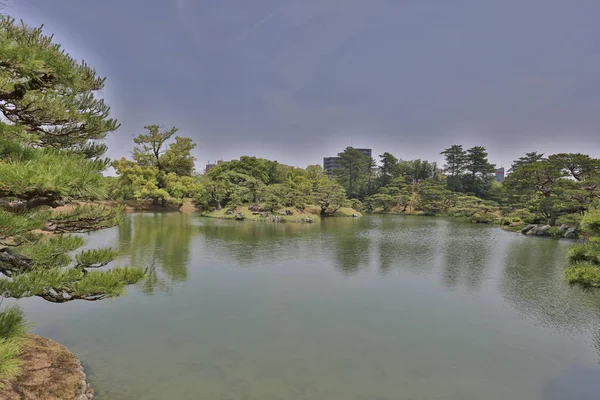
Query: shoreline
xmin=369 ymin=210 xmax=580 ymax=239
xmin=201 ymin=205 xmax=362 ymax=223
xmin=1 ymin=335 xmax=93 ymax=400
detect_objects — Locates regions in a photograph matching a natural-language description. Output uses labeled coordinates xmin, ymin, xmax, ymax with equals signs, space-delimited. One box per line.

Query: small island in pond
xmin=202 ymin=204 xmax=362 ymax=223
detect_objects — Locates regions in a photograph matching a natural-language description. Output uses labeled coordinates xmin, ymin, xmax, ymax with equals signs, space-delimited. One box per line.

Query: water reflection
xmin=375 ymin=216 xmax=439 ymax=275
xmin=331 ymin=232 xmax=370 ymax=275
xmin=116 ymin=213 xmax=195 ymax=293
xmin=22 ymin=213 xmax=600 ymax=399
xmin=500 ymin=238 xmax=600 ymax=330
xmin=500 ymin=237 xmax=600 ymax=360
xmin=196 ymin=220 xmax=320 ymax=264
xmin=440 ymin=221 xmax=493 ymax=292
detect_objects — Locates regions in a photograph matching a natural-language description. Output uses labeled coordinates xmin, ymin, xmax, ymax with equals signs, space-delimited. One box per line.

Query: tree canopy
xmin=111 ymin=125 xmax=200 ymax=206
xmin=0 ymin=18 xmax=144 ymax=306
xmin=0 ymin=16 xmax=118 ymax=157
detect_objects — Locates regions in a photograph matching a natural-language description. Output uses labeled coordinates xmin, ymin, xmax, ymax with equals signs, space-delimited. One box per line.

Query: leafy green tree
xmin=261 ymin=185 xmax=284 ymax=212
xmin=415 ymin=178 xmax=457 ymax=213
xmin=206 ymin=156 xmax=282 ymax=185
xmin=334 ymin=147 xmax=370 ymax=198
xmin=132 ymin=125 xmax=177 ymax=170
xmin=160 ymin=137 xmax=196 ymax=176
xmin=0 ymin=17 xmax=118 ymax=157
xmin=441 ymin=145 xmax=466 ymax=177
xmin=113 ymin=125 xmax=198 ymax=206
xmin=378 ymin=152 xmax=399 ymax=187
xmin=509 ymin=151 xmax=544 ymax=172
xmin=463 ymin=146 xmax=496 ymax=196
xmin=304 ymin=165 xmax=329 ymax=192
xmin=111 ymin=159 xmax=199 ymax=206
xmin=397 ymin=159 xmax=437 ymax=183
xmin=132 ymin=124 xmax=196 ymax=177
xmin=441 ymin=144 xmax=468 ymax=192
xmin=313 ymin=182 xmax=348 ymax=216
xmin=368 ymin=176 xmax=413 ymax=212
xmin=195 ymin=178 xmax=228 ymax=210
xmin=504 ymin=153 xmax=600 ymax=225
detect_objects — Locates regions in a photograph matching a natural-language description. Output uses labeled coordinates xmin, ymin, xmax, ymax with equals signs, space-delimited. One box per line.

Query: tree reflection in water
xmin=117 ymin=213 xmax=196 ymax=293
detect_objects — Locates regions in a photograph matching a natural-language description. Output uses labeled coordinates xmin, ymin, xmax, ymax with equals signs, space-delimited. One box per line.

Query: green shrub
xmin=581 ymin=207 xmax=600 ymax=236
xmin=0 ymin=306 xmax=28 ymax=390
xmin=565 ymin=264 xmax=600 ymax=288
xmin=567 ymin=243 xmax=600 ymax=265
xmin=556 ymin=213 xmax=583 ymax=226
xmin=0 ymin=306 xmax=27 ymax=340
xmin=471 ymin=213 xmax=496 ymax=224
xmin=510 ymin=208 xmax=537 ymax=224
xmin=350 ymin=199 xmax=362 ymax=211
xmin=548 ymin=227 xmax=560 ymax=236
xmin=500 ymin=216 xmax=522 ymax=226
xmin=0 ymin=338 xmax=23 ymax=390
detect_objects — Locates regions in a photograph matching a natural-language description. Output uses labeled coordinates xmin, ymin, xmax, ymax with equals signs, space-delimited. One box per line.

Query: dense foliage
xmin=565 ymin=208 xmax=600 ymax=287
xmin=0 ymin=16 xmax=144 ymax=387
xmin=111 ymin=125 xmax=201 ymax=205
xmin=0 ymin=16 xmax=118 ymax=157
xmin=196 ymin=156 xmax=349 ymax=216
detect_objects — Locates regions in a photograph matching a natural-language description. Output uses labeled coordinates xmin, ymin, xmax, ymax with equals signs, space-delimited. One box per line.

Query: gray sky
xmin=9 ymin=0 xmax=600 ymax=170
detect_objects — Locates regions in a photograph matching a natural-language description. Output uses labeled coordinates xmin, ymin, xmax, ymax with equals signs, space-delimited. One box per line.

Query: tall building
xmin=354 ymin=148 xmax=372 ymax=159
xmin=323 ymin=147 xmax=372 ymax=176
xmin=205 ymin=160 xmax=222 ymax=173
xmin=323 ymin=157 xmax=340 ymax=176
xmin=495 ymin=167 xmax=505 ymax=183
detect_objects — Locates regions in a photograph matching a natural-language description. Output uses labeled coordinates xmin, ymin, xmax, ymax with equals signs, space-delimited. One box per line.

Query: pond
xmin=15 ymin=213 xmax=600 ymax=399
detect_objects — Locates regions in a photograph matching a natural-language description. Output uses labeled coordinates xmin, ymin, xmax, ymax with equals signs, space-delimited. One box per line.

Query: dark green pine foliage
xmin=0 ymin=16 xmax=118 ymax=157
xmin=0 ymin=17 xmax=145 ymax=305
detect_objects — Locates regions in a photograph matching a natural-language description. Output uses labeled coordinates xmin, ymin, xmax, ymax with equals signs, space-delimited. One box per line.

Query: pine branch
xmin=75 ymin=248 xmax=118 ymax=268
xmin=0 ymin=248 xmax=33 ymax=276
xmin=0 ymin=266 xmax=145 ymax=303
xmin=47 ymin=205 xmax=124 ymax=233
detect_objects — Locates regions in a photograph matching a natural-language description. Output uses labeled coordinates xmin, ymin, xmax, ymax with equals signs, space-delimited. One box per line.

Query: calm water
xmin=14 ymin=213 xmax=600 ymax=399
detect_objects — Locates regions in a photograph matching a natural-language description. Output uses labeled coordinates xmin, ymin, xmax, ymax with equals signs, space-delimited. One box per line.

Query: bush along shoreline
xmin=564 ymin=208 xmax=600 ymax=288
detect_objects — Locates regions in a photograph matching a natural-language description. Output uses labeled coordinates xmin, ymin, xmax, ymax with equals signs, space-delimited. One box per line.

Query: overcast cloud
xmin=8 ymin=0 xmax=600 ymax=170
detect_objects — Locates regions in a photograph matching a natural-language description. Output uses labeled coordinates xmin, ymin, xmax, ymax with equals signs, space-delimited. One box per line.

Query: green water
xmin=15 ymin=214 xmax=600 ymax=399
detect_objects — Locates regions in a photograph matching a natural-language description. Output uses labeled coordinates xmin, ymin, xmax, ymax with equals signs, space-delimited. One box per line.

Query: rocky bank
xmin=0 ymin=335 xmax=92 ymax=400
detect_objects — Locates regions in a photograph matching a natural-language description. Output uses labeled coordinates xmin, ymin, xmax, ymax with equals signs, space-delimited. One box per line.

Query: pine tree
xmin=0 ymin=17 xmax=144 ymax=314
xmin=0 ymin=17 xmax=119 ymax=157
xmin=378 ymin=152 xmax=399 ymax=187
xmin=334 ymin=147 xmax=370 ymax=199
xmin=440 ymin=145 xmax=466 ymax=177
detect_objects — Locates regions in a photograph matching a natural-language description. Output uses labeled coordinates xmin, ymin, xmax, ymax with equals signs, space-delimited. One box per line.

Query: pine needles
xmin=0 ymin=305 xmax=28 ymax=390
